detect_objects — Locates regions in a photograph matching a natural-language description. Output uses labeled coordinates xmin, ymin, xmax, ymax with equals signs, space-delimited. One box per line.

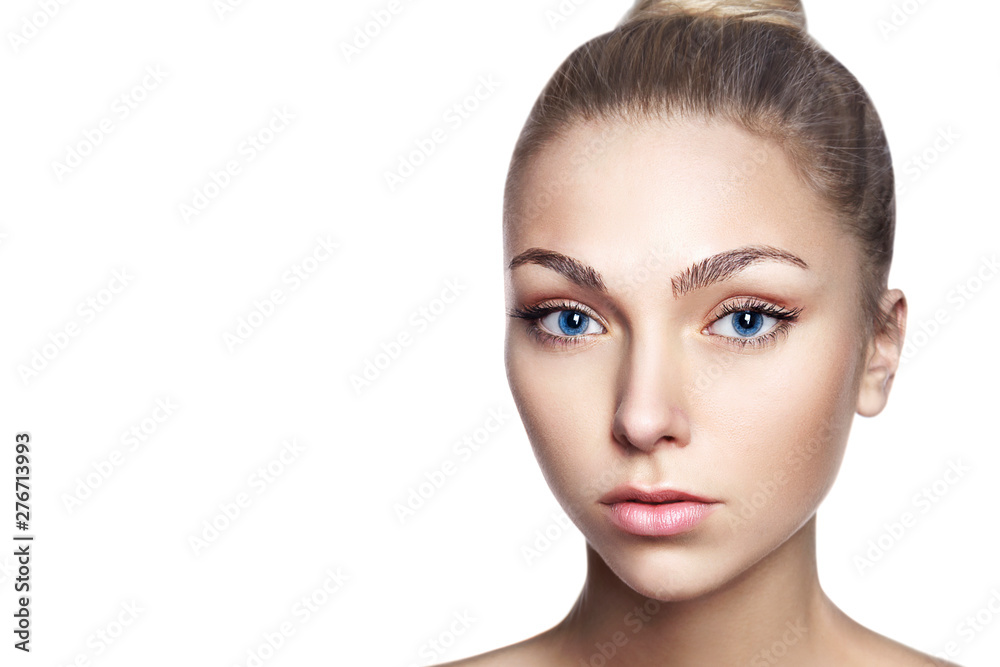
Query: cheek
xmin=505 ymin=336 xmax=616 ymax=499
xmin=693 ymin=326 xmax=860 ymax=528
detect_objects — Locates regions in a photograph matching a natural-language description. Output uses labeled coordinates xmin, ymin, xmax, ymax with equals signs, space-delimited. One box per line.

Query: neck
xmin=552 ymin=516 xmax=839 ymax=666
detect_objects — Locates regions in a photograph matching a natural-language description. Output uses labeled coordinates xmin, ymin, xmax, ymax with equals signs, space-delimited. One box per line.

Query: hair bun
xmin=623 ymin=0 xmax=807 ymax=32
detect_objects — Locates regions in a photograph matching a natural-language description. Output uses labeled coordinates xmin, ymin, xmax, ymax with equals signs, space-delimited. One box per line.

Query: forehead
xmin=507 ymin=118 xmax=852 ymax=283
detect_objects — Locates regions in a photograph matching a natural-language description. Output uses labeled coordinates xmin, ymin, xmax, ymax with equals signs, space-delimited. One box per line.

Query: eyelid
xmin=555 ymin=300 xmax=605 ymax=327
xmin=709 ymin=295 xmax=802 ymax=321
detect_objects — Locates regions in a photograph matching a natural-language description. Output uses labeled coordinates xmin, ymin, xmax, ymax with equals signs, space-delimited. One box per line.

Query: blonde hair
xmin=505 ymin=0 xmax=895 ymax=342
xmin=625 ymin=0 xmax=806 ymax=30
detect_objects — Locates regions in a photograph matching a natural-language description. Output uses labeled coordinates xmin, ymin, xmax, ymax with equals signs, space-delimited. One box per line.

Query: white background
xmin=1 ymin=0 xmax=997 ymax=665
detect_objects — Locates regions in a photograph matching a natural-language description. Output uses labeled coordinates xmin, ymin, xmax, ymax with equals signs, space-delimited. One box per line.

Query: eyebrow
xmin=507 ymin=245 xmax=808 ymax=298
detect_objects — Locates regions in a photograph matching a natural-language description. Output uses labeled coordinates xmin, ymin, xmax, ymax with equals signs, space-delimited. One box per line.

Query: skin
xmin=440 ymin=117 xmax=956 ymax=667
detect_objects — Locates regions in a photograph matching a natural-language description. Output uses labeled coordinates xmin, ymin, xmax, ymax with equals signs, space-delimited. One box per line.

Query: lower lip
xmin=606 ymin=501 xmax=718 ymax=537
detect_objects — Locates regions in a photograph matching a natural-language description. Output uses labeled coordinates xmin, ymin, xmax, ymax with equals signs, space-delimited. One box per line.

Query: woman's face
xmin=504 ymin=118 xmax=871 ymax=600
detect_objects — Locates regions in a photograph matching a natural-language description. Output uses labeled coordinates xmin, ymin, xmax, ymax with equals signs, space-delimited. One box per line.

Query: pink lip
xmin=600 ymin=486 xmax=720 ymax=537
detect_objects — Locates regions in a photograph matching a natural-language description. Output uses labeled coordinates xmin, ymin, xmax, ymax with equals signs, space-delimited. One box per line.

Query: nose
xmin=611 ymin=331 xmax=692 ymax=452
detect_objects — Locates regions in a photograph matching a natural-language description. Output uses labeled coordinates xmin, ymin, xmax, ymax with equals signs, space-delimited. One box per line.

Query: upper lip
xmin=600 ymin=486 xmax=718 ymax=505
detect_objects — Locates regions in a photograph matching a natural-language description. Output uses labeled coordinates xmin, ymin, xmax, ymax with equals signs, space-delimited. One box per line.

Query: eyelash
xmin=507 ymin=297 xmax=802 ymax=351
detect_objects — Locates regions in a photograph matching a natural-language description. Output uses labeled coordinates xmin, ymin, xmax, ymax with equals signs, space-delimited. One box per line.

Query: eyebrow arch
xmin=671 ymin=245 xmax=809 ymax=297
xmin=507 ymin=247 xmax=608 ymax=293
xmin=507 ymin=245 xmax=808 ymax=298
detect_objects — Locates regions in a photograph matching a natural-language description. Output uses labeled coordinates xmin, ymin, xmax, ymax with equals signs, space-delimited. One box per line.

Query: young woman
xmin=444 ymin=1 xmax=958 ymax=665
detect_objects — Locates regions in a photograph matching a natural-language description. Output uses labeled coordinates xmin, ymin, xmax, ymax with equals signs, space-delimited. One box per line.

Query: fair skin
xmin=441 ymin=118 xmax=956 ymax=667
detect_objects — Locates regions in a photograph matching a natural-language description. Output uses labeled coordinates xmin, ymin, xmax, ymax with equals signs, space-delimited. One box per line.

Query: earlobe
xmin=856 ymin=289 xmax=907 ymax=418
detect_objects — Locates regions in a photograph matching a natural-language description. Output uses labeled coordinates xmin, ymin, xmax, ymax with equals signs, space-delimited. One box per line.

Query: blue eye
xmin=508 ymin=298 xmax=799 ymax=351
xmin=711 ymin=310 xmax=778 ymax=338
xmin=703 ymin=298 xmax=802 ymax=350
xmin=731 ymin=311 xmax=766 ymax=337
xmin=539 ymin=309 xmax=605 ymax=337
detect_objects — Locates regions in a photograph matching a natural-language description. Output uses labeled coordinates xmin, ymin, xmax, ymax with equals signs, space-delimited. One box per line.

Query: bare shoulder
xmin=815 ymin=600 xmax=962 ymax=667
xmin=842 ymin=621 xmax=962 ymax=667
xmin=865 ymin=643 xmax=963 ymax=667
xmin=871 ymin=645 xmax=962 ymax=667
xmin=433 ymin=646 xmax=533 ymax=667
xmin=434 ymin=627 xmax=563 ymax=667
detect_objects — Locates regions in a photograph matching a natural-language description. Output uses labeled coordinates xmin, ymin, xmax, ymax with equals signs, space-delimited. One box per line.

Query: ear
xmin=856 ymin=289 xmax=907 ymax=417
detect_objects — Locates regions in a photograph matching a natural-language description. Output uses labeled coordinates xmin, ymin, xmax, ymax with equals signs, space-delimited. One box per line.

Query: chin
xmin=596 ymin=541 xmax=746 ymax=601
xmin=580 ymin=504 xmax=815 ymax=603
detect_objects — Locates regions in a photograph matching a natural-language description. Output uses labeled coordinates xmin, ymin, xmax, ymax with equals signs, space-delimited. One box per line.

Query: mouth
xmin=600 ymin=487 xmax=718 ymax=505
xmin=600 ymin=486 xmax=720 ymax=537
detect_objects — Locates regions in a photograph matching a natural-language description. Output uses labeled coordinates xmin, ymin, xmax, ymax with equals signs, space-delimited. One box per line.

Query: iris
xmin=731 ymin=311 xmax=764 ymax=337
xmin=558 ymin=311 xmax=589 ymax=336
